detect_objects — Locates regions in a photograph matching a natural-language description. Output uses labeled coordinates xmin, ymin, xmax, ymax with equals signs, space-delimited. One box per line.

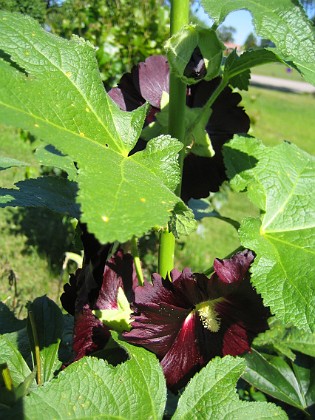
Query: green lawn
xmin=252 ymin=62 xmax=303 ymax=82
xmin=241 ymin=87 xmax=315 ymax=154
xmin=1 ymin=84 xmax=314 ymax=312
xmin=0 ymin=128 xmax=78 ymax=315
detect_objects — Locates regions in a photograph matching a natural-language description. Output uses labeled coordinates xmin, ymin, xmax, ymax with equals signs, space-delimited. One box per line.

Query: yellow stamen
xmin=195 ymin=298 xmax=224 ymax=333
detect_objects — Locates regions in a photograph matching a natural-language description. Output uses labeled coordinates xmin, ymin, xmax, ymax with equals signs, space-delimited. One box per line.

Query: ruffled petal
xmin=213 ymin=249 xmax=254 ymax=284
xmin=73 ymin=305 xmax=110 ymax=360
xmin=96 ymin=250 xmax=137 ymax=309
xmin=161 ymin=311 xmax=202 ymax=391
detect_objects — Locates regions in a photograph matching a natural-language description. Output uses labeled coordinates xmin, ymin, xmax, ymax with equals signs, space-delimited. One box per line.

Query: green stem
xmin=169 ymin=0 xmax=190 ymax=197
xmin=158 ymin=230 xmax=176 ymax=279
xmin=157 ymin=0 xmax=189 ymax=278
xmin=28 ymin=311 xmax=41 ymax=385
xmin=130 ymin=236 xmax=144 ymax=285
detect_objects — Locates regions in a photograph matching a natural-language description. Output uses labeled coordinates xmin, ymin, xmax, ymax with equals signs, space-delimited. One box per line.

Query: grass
xmin=1 ymin=83 xmax=314 ymax=314
xmin=241 ymin=87 xmax=315 ymax=154
xmin=0 ymin=128 xmax=78 ymax=316
xmin=252 ymin=62 xmax=303 ymax=82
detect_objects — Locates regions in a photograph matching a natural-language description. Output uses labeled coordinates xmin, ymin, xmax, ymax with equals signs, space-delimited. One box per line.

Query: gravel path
xmin=250 ymin=74 xmax=315 ymax=93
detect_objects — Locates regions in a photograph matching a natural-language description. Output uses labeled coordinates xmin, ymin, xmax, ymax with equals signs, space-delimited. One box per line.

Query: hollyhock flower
xmin=61 ymin=247 xmax=137 ymax=361
xmin=108 ymin=55 xmax=250 ymax=202
xmin=123 ymin=250 xmax=269 ymax=391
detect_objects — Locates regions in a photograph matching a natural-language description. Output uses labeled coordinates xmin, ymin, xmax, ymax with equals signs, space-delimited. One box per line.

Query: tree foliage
xmin=47 ymin=0 xmax=170 ymax=88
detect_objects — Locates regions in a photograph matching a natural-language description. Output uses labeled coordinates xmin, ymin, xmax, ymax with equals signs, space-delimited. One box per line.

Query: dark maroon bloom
xmin=61 ymin=248 xmax=137 ymax=361
xmin=123 ymin=250 xmax=269 ymax=391
xmin=108 ymin=55 xmax=250 ymax=202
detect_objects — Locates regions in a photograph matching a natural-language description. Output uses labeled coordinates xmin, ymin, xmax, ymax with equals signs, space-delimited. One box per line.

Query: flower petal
xmin=213 ymin=249 xmax=255 ymax=284
xmin=73 ymin=304 xmax=110 ymax=360
xmin=96 ymin=250 xmax=137 ymax=309
xmin=161 ymin=312 xmax=202 ymax=391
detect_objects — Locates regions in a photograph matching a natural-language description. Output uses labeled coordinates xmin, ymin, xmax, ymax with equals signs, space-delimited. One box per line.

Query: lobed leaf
xmin=202 ymin=0 xmax=315 ymax=85
xmin=0 ymin=12 xmax=181 ymax=243
xmin=21 ymin=333 xmax=166 ymax=419
xmin=224 ymin=137 xmax=315 ymax=332
xmin=173 ymin=356 xmax=287 ymax=419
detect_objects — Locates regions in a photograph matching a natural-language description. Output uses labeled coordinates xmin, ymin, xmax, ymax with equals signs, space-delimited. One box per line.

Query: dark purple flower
xmin=123 ymin=250 xmax=269 ymax=391
xmin=108 ymin=55 xmax=250 ymax=202
xmin=61 ymin=248 xmax=137 ymax=361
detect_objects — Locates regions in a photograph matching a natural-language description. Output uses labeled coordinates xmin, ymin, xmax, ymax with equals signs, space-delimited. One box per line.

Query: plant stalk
xmin=130 ymin=236 xmax=144 ymax=285
xmin=158 ymin=0 xmax=189 ymax=279
xmin=28 ymin=311 xmax=41 ymax=385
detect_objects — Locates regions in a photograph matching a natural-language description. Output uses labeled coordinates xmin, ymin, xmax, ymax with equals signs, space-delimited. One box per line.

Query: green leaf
xmin=34 ymin=144 xmax=77 ymax=181
xmin=168 ymin=202 xmax=197 ymax=238
xmin=291 ymin=354 xmax=315 ymax=409
xmin=0 ymin=335 xmax=34 ymax=389
xmin=21 ymin=333 xmax=166 ymax=419
xmin=3 ymin=328 xmax=32 ymax=369
xmin=224 ymin=137 xmax=315 ymax=332
xmin=243 ymin=349 xmax=312 ymax=412
xmin=0 ymin=156 xmax=29 ymax=171
xmin=165 ymin=24 xmax=224 ymax=84
xmin=0 ymin=11 xmax=181 ymax=243
xmin=202 ymin=0 xmax=315 ymax=85
xmin=283 ymin=329 xmax=315 ymax=357
xmin=254 ymin=320 xmax=315 ymax=358
xmin=27 ymin=296 xmax=63 ymax=384
xmin=224 ymin=49 xmax=283 ymax=90
xmin=173 ymin=356 xmax=287 ymax=419
xmin=0 ymin=177 xmax=80 ymax=218
xmin=225 ymin=49 xmax=282 ymax=79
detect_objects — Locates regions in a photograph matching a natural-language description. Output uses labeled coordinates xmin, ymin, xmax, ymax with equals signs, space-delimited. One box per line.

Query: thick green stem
xmin=169 ymin=0 xmax=190 ymax=197
xmin=157 ymin=0 xmax=189 ymax=279
xmin=158 ymin=230 xmax=176 ymax=279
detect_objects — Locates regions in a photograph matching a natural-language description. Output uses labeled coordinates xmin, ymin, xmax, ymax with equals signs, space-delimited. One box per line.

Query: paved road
xmin=250 ymin=74 xmax=315 ymax=93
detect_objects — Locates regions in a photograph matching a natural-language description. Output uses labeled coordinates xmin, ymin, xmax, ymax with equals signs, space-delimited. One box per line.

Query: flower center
xmin=195 ymin=299 xmax=223 ymax=333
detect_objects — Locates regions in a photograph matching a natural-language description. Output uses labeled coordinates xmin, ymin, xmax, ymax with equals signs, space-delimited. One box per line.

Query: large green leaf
xmin=202 ymin=0 xmax=315 ymax=85
xmin=224 ymin=136 xmax=315 ymax=332
xmin=21 ymin=334 xmax=166 ymax=419
xmin=0 ymin=11 xmax=182 ymax=243
xmin=172 ymin=356 xmax=287 ymax=419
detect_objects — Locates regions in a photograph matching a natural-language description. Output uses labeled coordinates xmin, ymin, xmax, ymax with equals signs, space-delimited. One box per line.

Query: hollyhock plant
xmin=123 ymin=250 xmax=270 ymax=391
xmin=108 ymin=55 xmax=250 ymax=201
